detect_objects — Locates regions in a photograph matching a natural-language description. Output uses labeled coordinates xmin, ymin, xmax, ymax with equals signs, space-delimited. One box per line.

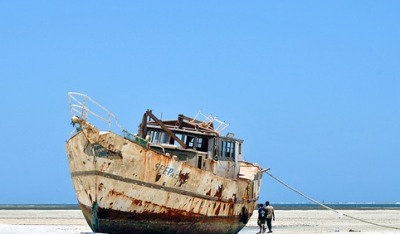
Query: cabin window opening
xmin=196 ymin=137 xmax=209 ymax=152
xmin=160 ymin=132 xmax=169 ymax=144
xmin=219 ymin=140 xmax=235 ymax=159
xmin=170 ymin=133 xmax=183 ymax=147
xmin=148 ymin=131 xmax=153 ymax=143
xmin=186 ymin=136 xmax=194 ymax=148
xmin=197 ymin=138 xmax=203 ymax=149
xmin=219 ymin=141 xmax=224 ymax=158
xmin=225 ymin=141 xmax=232 ymax=157
xmin=150 ymin=131 xmax=161 ymax=144
xmin=238 ymin=143 xmax=242 ymax=154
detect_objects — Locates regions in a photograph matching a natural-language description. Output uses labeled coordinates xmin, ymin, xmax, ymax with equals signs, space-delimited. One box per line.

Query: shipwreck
xmin=65 ymin=92 xmax=264 ymax=234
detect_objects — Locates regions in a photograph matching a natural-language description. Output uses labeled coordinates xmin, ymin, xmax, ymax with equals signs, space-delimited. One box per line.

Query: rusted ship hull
xmin=66 ymin=92 xmax=263 ymax=234
xmin=79 ymin=202 xmax=246 ymax=234
xmin=67 ymin=130 xmax=260 ymax=234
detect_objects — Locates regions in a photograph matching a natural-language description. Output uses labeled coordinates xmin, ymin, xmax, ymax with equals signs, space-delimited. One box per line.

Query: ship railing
xmin=68 ymin=92 xmax=124 ymax=132
xmin=191 ymin=111 xmax=229 ymax=134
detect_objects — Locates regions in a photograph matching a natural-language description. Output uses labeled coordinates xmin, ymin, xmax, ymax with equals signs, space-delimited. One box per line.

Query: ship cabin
xmin=137 ymin=110 xmax=245 ymax=180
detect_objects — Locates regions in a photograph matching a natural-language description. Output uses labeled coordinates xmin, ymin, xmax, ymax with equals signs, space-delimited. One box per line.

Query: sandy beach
xmin=0 ymin=209 xmax=399 ymax=234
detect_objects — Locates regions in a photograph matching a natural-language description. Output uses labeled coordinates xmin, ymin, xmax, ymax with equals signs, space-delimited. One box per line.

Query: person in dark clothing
xmin=265 ymin=201 xmax=275 ymax=233
xmin=257 ymin=203 xmax=267 ymax=233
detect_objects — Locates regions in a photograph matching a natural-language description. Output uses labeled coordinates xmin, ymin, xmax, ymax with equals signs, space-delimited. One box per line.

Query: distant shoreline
xmin=0 ymin=204 xmax=80 ymax=210
xmin=272 ymin=203 xmax=400 ymax=210
xmin=1 ymin=203 xmax=399 ymax=210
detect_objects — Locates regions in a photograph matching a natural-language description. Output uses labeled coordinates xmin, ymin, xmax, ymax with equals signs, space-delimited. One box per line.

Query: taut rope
xmin=263 ymin=170 xmax=400 ymax=230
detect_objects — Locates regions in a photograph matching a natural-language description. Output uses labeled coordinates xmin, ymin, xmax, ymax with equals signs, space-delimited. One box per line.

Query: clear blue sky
xmin=1 ymin=1 xmax=399 ymax=204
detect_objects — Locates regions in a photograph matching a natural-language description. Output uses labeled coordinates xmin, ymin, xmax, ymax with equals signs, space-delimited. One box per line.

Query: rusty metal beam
xmin=146 ymin=110 xmax=187 ymax=149
xmin=138 ymin=112 xmax=148 ymax=138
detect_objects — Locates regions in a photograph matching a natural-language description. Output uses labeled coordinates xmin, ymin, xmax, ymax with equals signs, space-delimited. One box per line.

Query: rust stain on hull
xmin=80 ymin=203 xmax=245 ymax=234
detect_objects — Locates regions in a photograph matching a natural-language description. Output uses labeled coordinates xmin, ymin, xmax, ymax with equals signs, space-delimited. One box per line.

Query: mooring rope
xmin=263 ymin=170 xmax=400 ymax=230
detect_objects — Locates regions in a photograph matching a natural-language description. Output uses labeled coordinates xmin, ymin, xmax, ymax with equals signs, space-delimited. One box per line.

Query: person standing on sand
xmin=265 ymin=201 xmax=275 ymax=233
xmin=257 ymin=203 xmax=267 ymax=233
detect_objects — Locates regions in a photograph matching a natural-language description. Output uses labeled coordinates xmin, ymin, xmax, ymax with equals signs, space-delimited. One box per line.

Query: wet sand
xmin=0 ymin=209 xmax=399 ymax=233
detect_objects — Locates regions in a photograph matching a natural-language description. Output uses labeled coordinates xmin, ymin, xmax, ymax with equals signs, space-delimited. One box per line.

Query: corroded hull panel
xmin=66 ymin=129 xmax=261 ymax=234
xmin=80 ymin=202 xmax=245 ymax=234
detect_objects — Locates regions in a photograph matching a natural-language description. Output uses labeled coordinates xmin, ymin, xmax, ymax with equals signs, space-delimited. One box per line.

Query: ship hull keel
xmin=80 ymin=202 xmax=246 ymax=234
